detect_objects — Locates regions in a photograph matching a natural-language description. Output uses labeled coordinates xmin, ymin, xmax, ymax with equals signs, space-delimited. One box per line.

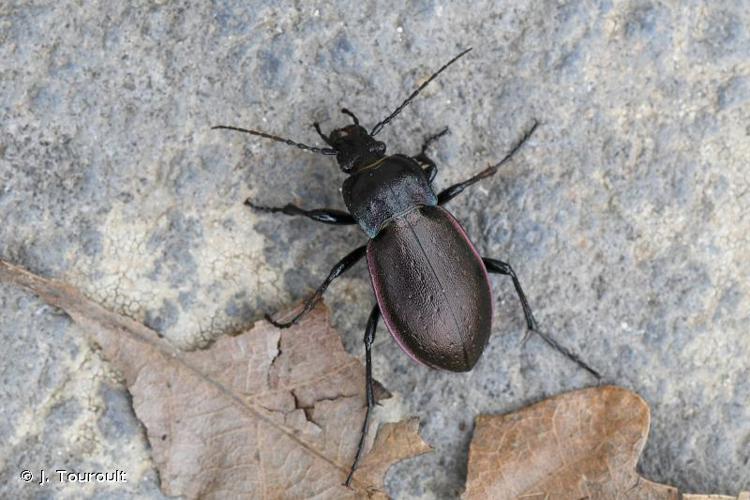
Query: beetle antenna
xmin=370 ymin=47 xmax=472 ymax=137
xmin=211 ymin=125 xmax=338 ymax=155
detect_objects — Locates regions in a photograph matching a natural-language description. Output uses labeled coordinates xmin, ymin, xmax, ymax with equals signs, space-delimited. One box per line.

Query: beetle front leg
xmin=245 ymin=199 xmax=356 ymax=225
xmin=437 ymin=121 xmax=538 ymax=205
xmin=345 ymin=304 xmax=380 ymax=487
xmin=266 ymin=246 xmax=366 ymax=328
xmin=482 ymin=257 xmax=601 ymax=379
xmin=413 ymin=127 xmax=449 ymax=184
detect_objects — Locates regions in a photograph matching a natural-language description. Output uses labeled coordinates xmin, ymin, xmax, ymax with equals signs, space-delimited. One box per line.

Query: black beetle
xmin=213 ymin=48 xmax=599 ymax=486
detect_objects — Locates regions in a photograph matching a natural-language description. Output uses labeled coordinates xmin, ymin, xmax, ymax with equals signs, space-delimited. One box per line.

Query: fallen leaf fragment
xmin=0 ymin=259 xmax=429 ymax=499
xmin=684 ymin=495 xmax=750 ymax=500
xmin=464 ymin=386 xmax=749 ymax=500
xmin=354 ymin=417 xmax=430 ymax=498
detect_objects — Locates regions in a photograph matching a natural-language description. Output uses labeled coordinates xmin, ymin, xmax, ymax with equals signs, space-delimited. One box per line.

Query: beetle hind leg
xmin=345 ymin=304 xmax=380 ymax=487
xmin=482 ymin=257 xmax=601 ymax=379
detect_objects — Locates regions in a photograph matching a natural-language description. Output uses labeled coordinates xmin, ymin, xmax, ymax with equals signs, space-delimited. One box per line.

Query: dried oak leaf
xmin=0 ymin=260 xmax=430 ymax=499
xmin=464 ymin=385 xmax=749 ymax=500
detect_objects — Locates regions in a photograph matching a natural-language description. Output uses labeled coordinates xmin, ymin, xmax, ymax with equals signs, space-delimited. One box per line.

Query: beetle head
xmin=328 ymin=124 xmax=386 ymax=173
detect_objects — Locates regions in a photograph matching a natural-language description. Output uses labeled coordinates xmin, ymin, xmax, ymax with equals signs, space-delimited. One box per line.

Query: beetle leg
xmin=437 ymin=120 xmax=538 ymax=205
xmin=482 ymin=257 xmax=601 ymax=379
xmin=245 ymin=199 xmax=356 ymax=225
xmin=266 ymin=246 xmax=367 ymax=328
xmin=413 ymin=127 xmax=449 ymax=184
xmin=345 ymin=304 xmax=380 ymax=487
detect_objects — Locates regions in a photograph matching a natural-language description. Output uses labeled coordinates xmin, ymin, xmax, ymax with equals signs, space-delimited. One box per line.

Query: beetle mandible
xmin=213 ymin=48 xmax=600 ymax=486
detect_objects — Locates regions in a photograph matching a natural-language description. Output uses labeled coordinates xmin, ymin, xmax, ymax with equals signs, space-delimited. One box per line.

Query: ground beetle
xmin=213 ymin=48 xmax=600 ymax=486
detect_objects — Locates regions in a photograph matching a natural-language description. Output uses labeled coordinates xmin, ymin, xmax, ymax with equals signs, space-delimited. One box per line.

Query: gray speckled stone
xmin=1 ymin=1 xmax=748 ymax=498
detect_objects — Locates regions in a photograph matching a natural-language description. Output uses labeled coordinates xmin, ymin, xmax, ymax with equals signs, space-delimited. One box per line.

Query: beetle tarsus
xmin=421 ymin=127 xmax=450 ymax=154
xmin=483 ymin=257 xmax=601 ymax=380
xmin=265 ymin=313 xmax=292 ymax=329
xmin=345 ymin=304 xmax=380 ymax=487
xmin=530 ymin=328 xmax=602 ymax=380
xmin=265 ymin=299 xmax=319 ymax=329
xmin=245 ymin=199 xmax=272 ymax=211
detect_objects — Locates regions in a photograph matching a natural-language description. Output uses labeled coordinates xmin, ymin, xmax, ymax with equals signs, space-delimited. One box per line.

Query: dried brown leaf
xmin=464 ymin=386 xmax=749 ymax=500
xmin=0 ymin=260 xmax=430 ymax=499
xmin=356 ymin=418 xmax=426 ymax=496
xmin=684 ymin=495 xmax=750 ymax=500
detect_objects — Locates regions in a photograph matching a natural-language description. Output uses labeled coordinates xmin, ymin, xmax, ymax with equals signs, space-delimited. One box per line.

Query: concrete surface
xmin=1 ymin=1 xmax=748 ymax=498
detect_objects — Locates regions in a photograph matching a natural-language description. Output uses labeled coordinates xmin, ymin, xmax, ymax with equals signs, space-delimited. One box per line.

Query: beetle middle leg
xmin=413 ymin=127 xmax=450 ymax=184
xmin=482 ymin=257 xmax=601 ymax=379
xmin=245 ymin=199 xmax=356 ymax=225
xmin=437 ymin=120 xmax=538 ymax=205
xmin=266 ymin=246 xmax=366 ymax=328
xmin=345 ymin=304 xmax=380 ymax=487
